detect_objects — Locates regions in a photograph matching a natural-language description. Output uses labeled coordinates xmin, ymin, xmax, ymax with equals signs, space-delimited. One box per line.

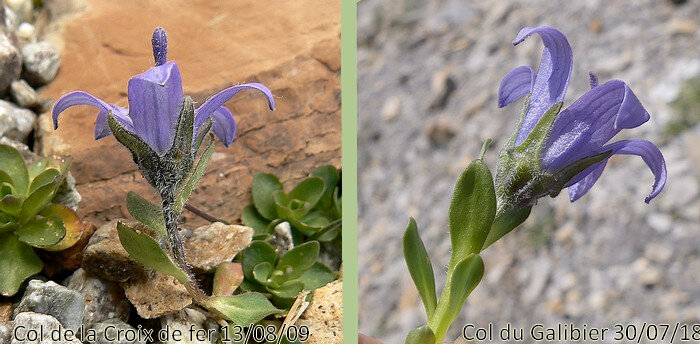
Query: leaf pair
xmin=402 ymin=158 xmax=495 ymax=343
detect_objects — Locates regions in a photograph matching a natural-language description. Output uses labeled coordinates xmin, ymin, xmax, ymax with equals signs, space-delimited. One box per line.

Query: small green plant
xmin=242 ymin=165 xmax=342 ymax=243
xmin=239 ymin=241 xmax=336 ymax=309
xmin=0 ymin=144 xmax=83 ymax=296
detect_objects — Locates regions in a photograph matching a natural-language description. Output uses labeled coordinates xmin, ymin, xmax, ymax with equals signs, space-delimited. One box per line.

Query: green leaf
xmin=27 ymin=158 xmax=48 ymax=179
xmin=0 ymin=170 xmax=13 ymax=188
xmin=402 ymin=217 xmax=437 ymax=318
xmin=277 ymin=241 xmax=319 ymax=280
xmin=242 ymin=205 xmax=271 ymax=236
xmin=0 ymin=234 xmax=43 ymax=296
xmin=0 ymin=182 xmax=15 ymax=197
xmin=405 ymin=325 xmax=436 ymax=344
xmin=0 ymin=144 xmax=29 ymax=196
xmin=126 ymin=192 xmax=166 ymax=238
xmin=269 ymin=280 xmax=304 ymax=299
xmin=28 ymin=168 xmax=60 ymax=194
xmin=174 ymin=136 xmax=215 ymax=213
xmin=20 ymin=181 xmax=61 ymax=222
xmin=252 ymin=173 xmax=283 ymax=220
xmin=253 ymin=261 xmax=274 ymax=285
xmin=205 ymin=293 xmax=283 ymax=326
xmin=288 ymin=177 xmax=325 ymax=208
xmin=448 ymin=160 xmax=496 ymax=263
xmin=0 ymin=194 xmax=22 ymax=217
xmin=288 ymin=211 xmax=329 ymax=236
xmin=274 ymin=191 xmax=312 ymax=221
xmin=298 ymin=262 xmax=336 ymax=290
xmin=40 ymin=204 xmax=83 ymax=252
xmin=429 ymin=254 xmax=484 ymax=342
xmin=16 ymin=215 xmax=65 ymax=247
xmin=241 ymin=241 xmax=278 ymax=280
xmin=483 ymin=206 xmax=532 ymax=249
xmin=116 ymin=221 xmax=190 ymax=285
xmin=311 ymin=166 xmax=339 ymax=209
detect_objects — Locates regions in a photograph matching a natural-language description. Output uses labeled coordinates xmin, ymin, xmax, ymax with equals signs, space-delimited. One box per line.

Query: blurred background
xmin=358 ymin=0 xmax=700 ymax=342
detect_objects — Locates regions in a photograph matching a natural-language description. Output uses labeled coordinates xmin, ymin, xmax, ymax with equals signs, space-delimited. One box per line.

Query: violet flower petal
xmin=195 ymin=83 xmax=275 ymax=129
xmin=210 ymin=106 xmax=237 ymax=146
xmin=567 ymin=139 xmax=666 ymax=203
xmin=498 ymin=65 xmax=534 ymax=108
xmin=52 ymin=91 xmax=133 ymax=139
xmin=512 ymin=26 xmax=573 ymax=145
xmin=127 ymin=61 xmax=184 ymax=155
xmin=542 ymin=80 xmax=650 ymax=172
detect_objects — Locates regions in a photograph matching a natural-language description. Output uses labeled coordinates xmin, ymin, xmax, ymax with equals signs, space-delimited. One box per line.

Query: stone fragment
xmin=89 ymin=319 xmax=146 ymax=344
xmin=22 ymin=41 xmax=61 ymax=86
xmin=0 ymin=99 xmax=35 ymax=142
xmin=296 ymin=279 xmax=343 ymax=344
xmin=15 ymin=22 xmax=34 ymax=45
xmin=53 ymin=173 xmax=82 ymax=211
xmin=0 ymin=322 xmax=10 ymax=343
xmin=81 ymin=219 xmax=147 ymax=283
xmin=63 ymin=268 xmax=130 ymax=329
xmin=11 ymin=312 xmax=81 ymax=343
xmin=182 ymin=223 xmax=253 ymax=272
xmin=10 ymin=79 xmax=38 ymax=108
xmin=3 ymin=6 xmax=19 ymax=30
xmin=428 ymin=70 xmax=456 ymax=110
xmin=13 ymin=279 xmax=85 ymax=331
xmin=0 ymin=32 xmax=20 ymax=94
xmin=121 ymin=270 xmax=192 ymax=319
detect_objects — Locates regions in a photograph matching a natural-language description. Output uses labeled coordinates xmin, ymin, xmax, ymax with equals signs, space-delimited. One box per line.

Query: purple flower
xmin=497 ymin=26 xmax=666 ymax=206
xmin=52 ymin=27 xmax=275 ymax=156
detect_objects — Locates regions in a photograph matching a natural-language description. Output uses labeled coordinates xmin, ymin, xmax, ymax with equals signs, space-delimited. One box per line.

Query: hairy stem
xmin=162 ymin=194 xmax=208 ymax=302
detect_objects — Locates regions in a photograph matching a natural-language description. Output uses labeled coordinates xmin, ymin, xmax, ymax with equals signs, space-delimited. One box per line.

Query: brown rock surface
xmin=297 ymin=279 xmax=343 ymax=344
xmin=36 ymin=0 xmax=341 ymax=226
xmin=0 ymin=302 xmax=12 ymax=323
xmin=121 ymin=270 xmax=192 ymax=319
xmin=81 ymin=219 xmax=146 ymax=283
xmin=182 ymin=222 xmax=253 ymax=272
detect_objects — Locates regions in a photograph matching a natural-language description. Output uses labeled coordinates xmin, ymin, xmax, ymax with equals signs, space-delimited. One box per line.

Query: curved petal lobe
xmin=498 ymin=65 xmax=534 ymax=108
xmin=513 ymin=26 xmax=573 ymax=145
xmin=210 ymin=106 xmax=237 ymax=146
xmin=566 ymin=139 xmax=666 ymax=203
xmin=53 ymin=91 xmax=133 ymax=139
xmin=195 ymin=83 xmax=275 ymax=129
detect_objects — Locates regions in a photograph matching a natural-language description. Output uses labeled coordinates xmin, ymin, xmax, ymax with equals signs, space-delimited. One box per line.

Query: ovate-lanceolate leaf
xmin=0 ymin=235 xmax=42 ymax=296
xmin=116 ymin=222 xmax=189 ymax=285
